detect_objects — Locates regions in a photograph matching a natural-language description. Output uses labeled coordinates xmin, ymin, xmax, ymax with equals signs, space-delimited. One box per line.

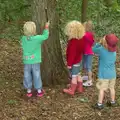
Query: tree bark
xmin=97 ymin=0 xmax=100 ymax=25
xmin=32 ymin=0 xmax=67 ymax=86
xmin=81 ymin=0 xmax=88 ymax=23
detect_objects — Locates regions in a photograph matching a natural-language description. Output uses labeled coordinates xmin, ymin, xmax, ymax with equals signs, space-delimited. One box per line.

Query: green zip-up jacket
xmin=21 ymin=29 xmax=49 ymax=64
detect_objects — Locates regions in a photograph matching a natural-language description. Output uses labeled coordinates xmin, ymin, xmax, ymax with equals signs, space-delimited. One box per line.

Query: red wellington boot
xmin=77 ymin=82 xmax=84 ymax=93
xmin=63 ymin=83 xmax=77 ymax=95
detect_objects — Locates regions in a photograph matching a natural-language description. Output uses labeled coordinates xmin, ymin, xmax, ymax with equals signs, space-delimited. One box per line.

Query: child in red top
xmin=63 ymin=20 xmax=86 ymax=95
xmin=82 ymin=21 xmax=95 ymax=86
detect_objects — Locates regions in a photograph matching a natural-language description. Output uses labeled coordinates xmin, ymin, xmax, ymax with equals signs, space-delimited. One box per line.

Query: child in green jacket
xmin=21 ymin=21 xmax=49 ymax=97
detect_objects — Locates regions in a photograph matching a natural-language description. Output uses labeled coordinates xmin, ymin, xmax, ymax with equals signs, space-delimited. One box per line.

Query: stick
xmin=45 ymin=8 xmax=48 ymax=22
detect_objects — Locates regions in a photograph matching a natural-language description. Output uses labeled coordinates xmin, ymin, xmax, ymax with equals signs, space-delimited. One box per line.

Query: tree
xmin=32 ymin=0 xmax=67 ymax=86
xmin=81 ymin=0 xmax=88 ymax=23
xmin=96 ymin=0 xmax=101 ymax=25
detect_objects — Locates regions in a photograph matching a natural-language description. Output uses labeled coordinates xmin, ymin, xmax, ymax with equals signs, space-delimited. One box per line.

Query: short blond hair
xmin=64 ymin=20 xmax=85 ymax=40
xmin=99 ymin=36 xmax=108 ymax=49
xmin=83 ymin=20 xmax=93 ymax=32
xmin=23 ymin=21 xmax=36 ymax=36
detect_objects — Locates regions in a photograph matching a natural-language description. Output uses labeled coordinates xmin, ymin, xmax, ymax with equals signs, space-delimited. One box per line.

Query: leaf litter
xmin=0 ymin=39 xmax=120 ymax=120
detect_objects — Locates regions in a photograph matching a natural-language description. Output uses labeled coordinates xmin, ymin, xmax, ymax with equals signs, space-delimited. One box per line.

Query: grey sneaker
xmin=106 ymin=101 xmax=118 ymax=107
xmin=92 ymin=103 xmax=104 ymax=110
xmin=83 ymin=80 xmax=93 ymax=87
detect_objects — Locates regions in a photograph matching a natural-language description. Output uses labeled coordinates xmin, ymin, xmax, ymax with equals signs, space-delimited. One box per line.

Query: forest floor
xmin=0 ymin=39 xmax=120 ymax=120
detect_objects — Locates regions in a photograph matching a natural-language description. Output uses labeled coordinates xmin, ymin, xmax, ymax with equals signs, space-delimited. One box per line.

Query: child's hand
xmin=67 ymin=66 xmax=72 ymax=69
xmin=45 ymin=21 xmax=50 ymax=29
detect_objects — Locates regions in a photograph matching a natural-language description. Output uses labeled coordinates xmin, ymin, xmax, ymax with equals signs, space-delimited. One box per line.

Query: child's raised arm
xmin=92 ymin=43 xmax=102 ymax=54
xmin=38 ymin=21 xmax=50 ymax=40
xmin=34 ymin=21 xmax=50 ymax=43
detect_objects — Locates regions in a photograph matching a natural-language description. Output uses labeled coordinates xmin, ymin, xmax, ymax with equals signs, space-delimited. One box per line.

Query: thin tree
xmin=81 ymin=0 xmax=88 ymax=23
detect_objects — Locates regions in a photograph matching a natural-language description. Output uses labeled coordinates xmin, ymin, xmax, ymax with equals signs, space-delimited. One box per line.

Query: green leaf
xmin=7 ymin=100 xmax=17 ymax=105
xmin=77 ymin=97 xmax=89 ymax=103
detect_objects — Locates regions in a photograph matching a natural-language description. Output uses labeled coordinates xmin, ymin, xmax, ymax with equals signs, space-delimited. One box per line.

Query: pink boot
xmin=63 ymin=83 xmax=77 ymax=95
xmin=77 ymin=82 xmax=84 ymax=93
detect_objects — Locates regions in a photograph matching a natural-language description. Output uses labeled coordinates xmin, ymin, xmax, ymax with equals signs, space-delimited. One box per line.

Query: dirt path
xmin=0 ymin=39 xmax=120 ymax=120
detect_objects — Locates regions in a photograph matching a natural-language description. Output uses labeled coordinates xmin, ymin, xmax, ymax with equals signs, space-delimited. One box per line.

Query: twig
xmin=45 ymin=8 xmax=49 ymax=22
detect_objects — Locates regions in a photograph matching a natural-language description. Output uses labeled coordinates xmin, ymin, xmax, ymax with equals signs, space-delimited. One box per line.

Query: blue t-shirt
xmin=92 ymin=43 xmax=116 ymax=79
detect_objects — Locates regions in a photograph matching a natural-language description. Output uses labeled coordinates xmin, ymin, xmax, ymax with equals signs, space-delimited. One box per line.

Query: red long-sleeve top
xmin=66 ymin=38 xmax=85 ymax=66
xmin=83 ymin=32 xmax=94 ymax=55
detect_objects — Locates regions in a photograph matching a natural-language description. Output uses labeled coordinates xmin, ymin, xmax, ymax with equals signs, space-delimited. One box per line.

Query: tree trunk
xmin=97 ymin=0 xmax=100 ymax=25
xmin=32 ymin=0 xmax=67 ymax=86
xmin=81 ymin=0 xmax=88 ymax=23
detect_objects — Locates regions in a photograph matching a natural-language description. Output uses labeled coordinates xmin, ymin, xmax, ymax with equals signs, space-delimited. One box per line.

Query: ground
xmin=0 ymin=39 xmax=120 ymax=120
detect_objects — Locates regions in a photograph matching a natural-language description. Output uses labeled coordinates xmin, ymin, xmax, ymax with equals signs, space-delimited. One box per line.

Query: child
xmin=63 ymin=20 xmax=86 ymax=95
xmin=92 ymin=34 xmax=118 ymax=109
xmin=21 ymin=21 xmax=49 ymax=97
xmin=82 ymin=21 xmax=94 ymax=86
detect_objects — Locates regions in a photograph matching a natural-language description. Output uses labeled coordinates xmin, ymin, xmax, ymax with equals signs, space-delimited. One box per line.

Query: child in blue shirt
xmin=92 ymin=34 xmax=118 ymax=109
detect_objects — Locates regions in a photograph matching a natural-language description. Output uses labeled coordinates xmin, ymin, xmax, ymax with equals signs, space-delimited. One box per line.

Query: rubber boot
xmin=77 ymin=82 xmax=84 ymax=93
xmin=63 ymin=83 xmax=77 ymax=95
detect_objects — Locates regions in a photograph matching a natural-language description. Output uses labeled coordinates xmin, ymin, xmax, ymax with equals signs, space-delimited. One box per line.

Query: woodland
xmin=0 ymin=0 xmax=120 ymax=120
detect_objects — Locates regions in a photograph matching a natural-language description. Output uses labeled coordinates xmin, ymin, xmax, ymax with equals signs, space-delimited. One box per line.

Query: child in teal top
xmin=21 ymin=21 xmax=49 ymax=97
xmin=93 ymin=43 xmax=116 ymax=79
xmin=92 ymin=34 xmax=118 ymax=109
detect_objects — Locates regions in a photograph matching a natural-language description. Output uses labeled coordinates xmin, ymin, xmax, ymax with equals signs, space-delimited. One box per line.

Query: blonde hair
xmin=99 ymin=36 xmax=108 ymax=49
xmin=83 ymin=20 xmax=93 ymax=32
xmin=23 ymin=21 xmax=36 ymax=36
xmin=64 ymin=20 xmax=85 ymax=40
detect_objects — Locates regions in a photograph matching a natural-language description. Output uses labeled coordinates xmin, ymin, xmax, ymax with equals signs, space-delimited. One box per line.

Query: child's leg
xmin=23 ymin=64 xmax=32 ymax=97
xmin=63 ymin=63 xmax=81 ymax=95
xmin=110 ymin=88 xmax=115 ymax=102
xmin=83 ymin=55 xmax=93 ymax=86
xmin=77 ymin=73 xmax=84 ymax=93
xmin=72 ymin=76 xmax=77 ymax=84
xmin=82 ymin=55 xmax=89 ymax=80
xmin=94 ymin=80 xmax=108 ymax=109
xmin=93 ymin=89 xmax=105 ymax=109
xmin=88 ymin=71 xmax=92 ymax=81
xmin=74 ymin=62 xmax=84 ymax=93
xmin=109 ymin=79 xmax=116 ymax=102
xmin=32 ymin=63 xmax=43 ymax=97
xmin=63 ymin=76 xmax=77 ymax=95
xmin=98 ymin=89 xmax=105 ymax=104
xmin=71 ymin=63 xmax=81 ymax=84
xmin=86 ymin=55 xmax=93 ymax=81
xmin=82 ymin=55 xmax=88 ymax=76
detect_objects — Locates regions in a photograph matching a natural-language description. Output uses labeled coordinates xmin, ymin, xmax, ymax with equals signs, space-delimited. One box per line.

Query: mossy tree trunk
xmin=32 ymin=0 xmax=67 ymax=86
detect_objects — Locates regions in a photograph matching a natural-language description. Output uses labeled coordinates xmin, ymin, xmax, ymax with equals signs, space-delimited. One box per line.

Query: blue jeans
xmin=23 ymin=63 xmax=42 ymax=90
xmin=83 ymin=55 xmax=93 ymax=72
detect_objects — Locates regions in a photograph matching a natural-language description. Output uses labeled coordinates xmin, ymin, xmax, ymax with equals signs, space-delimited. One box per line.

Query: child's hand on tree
xmin=67 ymin=66 xmax=72 ymax=69
xmin=45 ymin=21 xmax=50 ymax=29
